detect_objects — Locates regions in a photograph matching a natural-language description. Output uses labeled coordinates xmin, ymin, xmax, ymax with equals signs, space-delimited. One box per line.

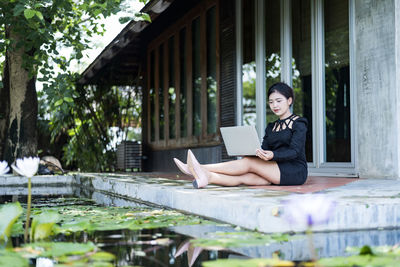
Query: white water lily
xmin=11 ymin=156 xmax=40 ymax=242
xmin=0 ymin=160 xmax=10 ymax=175
xmin=11 ymin=157 xmax=40 ymax=177
xmin=282 ymin=194 xmax=336 ymax=228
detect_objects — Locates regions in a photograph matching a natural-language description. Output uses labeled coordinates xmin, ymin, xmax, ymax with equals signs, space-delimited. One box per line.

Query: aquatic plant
xmin=282 ymin=193 xmax=336 ymax=262
xmin=30 ymin=210 xmax=60 ymax=241
xmin=11 ymin=157 xmax=40 ymax=242
xmin=14 ymin=241 xmax=115 ymax=266
xmin=0 ymin=202 xmax=23 ymax=245
xmin=8 ymin=199 xmax=213 ymax=237
xmin=282 ymin=194 xmax=336 ymax=228
xmin=0 ymin=250 xmax=28 ymax=267
xmin=202 ymin=257 xmax=295 ymax=267
xmin=190 ymin=231 xmax=290 ymax=249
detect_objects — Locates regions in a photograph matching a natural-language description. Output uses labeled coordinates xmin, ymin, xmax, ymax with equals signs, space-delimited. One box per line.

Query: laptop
xmin=220 ymin=126 xmax=261 ymax=156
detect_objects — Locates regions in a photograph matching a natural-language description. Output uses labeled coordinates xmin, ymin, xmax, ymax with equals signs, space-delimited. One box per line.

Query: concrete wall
xmin=355 ymin=0 xmax=400 ymax=178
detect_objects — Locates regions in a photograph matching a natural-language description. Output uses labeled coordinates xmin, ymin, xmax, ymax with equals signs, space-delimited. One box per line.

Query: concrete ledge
xmin=0 ymin=174 xmax=74 ymax=186
xmin=74 ymin=173 xmax=400 ymax=233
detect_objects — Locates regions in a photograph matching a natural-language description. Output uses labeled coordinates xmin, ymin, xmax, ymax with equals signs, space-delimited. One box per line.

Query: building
xmin=79 ymin=0 xmax=400 ymax=179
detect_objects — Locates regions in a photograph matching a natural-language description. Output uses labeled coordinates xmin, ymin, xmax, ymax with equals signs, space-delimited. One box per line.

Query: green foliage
xmin=1 ymin=0 xmax=149 ymax=170
xmin=38 ymin=72 xmax=143 ymax=171
xmin=0 ymin=0 xmax=126 ymax=78
xmin=0 ymin=202 xmax=23 ymax=242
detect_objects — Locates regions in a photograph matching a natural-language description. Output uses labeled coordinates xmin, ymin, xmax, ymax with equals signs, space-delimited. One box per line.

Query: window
xmin=237 ymin=0 xmax=355 ymax=174
xmin=292 ymin=0 xmax=312 ymax=161
xmin=206 ymin=6 xmax=217 ymax=134
xmin=324 ymin=0 xmax=350 ymax=162
xmin=149 ymin=51 xmax=155 ymax=142
xmin=147 ymin=1 xmax=219 ymax=148
xmin=168 ymin=37 xmax=176 ymax=139
xmin=179 ymin=28 xmax=188 ymax=138
xmin=192 ymin=17 xmax=202 ymax=137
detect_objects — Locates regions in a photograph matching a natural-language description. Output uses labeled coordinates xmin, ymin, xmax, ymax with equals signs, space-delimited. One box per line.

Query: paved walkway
xmin=1 ymin=173 xmax=400 ymax=234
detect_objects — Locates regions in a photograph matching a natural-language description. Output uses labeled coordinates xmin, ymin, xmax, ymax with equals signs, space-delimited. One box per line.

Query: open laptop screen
xmin=220 ymin=126 xmax=261 ymax=156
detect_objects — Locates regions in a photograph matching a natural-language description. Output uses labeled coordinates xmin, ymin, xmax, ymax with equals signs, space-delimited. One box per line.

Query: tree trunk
xmin=3 ymin=29 xmax=38 ymax=163
xmin=0 ymin=54 xmax=10 ymax=160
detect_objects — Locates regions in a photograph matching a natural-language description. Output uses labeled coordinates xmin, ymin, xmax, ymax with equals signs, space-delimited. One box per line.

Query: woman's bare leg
xmin=202 ymin=157 xmax=281 ymax=185
xmin=208 ymin=172 xmax=272 ymax=186
xmin=202 ymin=157 xmax=275 ymax=175
xmin=202 ymin=157 xmax=262 ymax=175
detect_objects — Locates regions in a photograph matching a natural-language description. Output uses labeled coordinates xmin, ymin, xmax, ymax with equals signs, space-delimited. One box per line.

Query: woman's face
xmin=268 ymin=91 xmax=292 ymax=118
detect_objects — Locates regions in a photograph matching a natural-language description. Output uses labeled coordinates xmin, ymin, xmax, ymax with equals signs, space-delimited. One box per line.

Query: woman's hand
xmin=256 ymin=149 xmax=274 ymax=161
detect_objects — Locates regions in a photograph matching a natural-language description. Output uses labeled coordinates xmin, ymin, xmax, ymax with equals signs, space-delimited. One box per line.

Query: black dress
xmin=261 ymin=114 xmax=308 ymax=185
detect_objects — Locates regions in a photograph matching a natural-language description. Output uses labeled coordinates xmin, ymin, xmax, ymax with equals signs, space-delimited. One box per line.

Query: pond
xmin=1 ymin=193 xmax=247 ymax=267
xmin=1 ymin=187 xmax=400 ymax=267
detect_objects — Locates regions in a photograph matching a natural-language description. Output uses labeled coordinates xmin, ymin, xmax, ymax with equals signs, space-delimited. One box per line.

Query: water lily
xmin=282 ymin=193 xmax=336 ymax=262
xmin=11 ymin=157 xmax=40 ymax=243
xmin=0 ymin=161 xmax=9 ymax=175
xmin=282 ymin=193 xmax=336 ymax=228
xmin=11 ymin=157 xmax=40 ymax=177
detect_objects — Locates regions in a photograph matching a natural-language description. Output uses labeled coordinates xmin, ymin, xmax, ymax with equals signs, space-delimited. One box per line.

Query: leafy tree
xmin=0 ymin=0 xmax=146 ymax=164
xmin=38 ymin=71 xmax=142 ymax=171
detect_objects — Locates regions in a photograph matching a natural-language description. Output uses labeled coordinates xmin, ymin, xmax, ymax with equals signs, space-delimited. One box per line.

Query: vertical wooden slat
xmin=174 ymin=32 xmax=181 ymax=142
xmin=219 ymin=0 xmax=237 ymax=161
xmin=200 ymin=11 xmax=208 ymax=140
xmin=187 ymin=21 xmax=193 ymax=138
xmin=164 ymin=41 xmax=169 ymax=145
xmin=154 ymin=46 xmax=160 ymax=142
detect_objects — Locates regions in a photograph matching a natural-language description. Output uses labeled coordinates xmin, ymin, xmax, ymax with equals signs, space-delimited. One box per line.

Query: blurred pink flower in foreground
xmin=282 ymin=193 xmax=336 ymax=228
xmin=11 ymin=157 xmax=40 ymax=177
xmin=0 ymin=161 xmax=9 ymax=175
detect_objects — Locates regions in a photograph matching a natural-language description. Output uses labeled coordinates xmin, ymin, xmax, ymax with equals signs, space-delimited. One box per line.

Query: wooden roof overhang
xmin=78 ymin=0 xmax=175 ymax=86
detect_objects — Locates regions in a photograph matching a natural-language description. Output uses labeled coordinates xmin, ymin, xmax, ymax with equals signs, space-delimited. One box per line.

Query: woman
xmin=173 ymin=82 xmax=308 ymax=189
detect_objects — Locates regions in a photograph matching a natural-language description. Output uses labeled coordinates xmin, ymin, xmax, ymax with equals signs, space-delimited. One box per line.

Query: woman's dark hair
xmin=267 ymin=82 xmax=294 ymax=106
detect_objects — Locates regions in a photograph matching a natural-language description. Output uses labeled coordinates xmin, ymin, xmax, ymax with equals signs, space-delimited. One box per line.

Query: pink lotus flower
xmin=0 ymin=161 xmax=9 ymax=175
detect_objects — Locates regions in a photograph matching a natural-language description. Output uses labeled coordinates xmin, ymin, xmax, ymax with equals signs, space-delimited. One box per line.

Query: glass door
xmin=236 ymin=0 xmax=356 ymax=175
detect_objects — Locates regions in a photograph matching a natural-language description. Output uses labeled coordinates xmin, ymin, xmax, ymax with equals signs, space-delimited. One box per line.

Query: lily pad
xmin=317 ymin=255 xmax=400 ymax=267
xmin=90 ymin=251 xmax=116 ymax=262
xmin=30 ymin=210 xmax=60 ymax=241
xmin=190 ymin=231 xmax=290 ymax=249
xmin=202 ymin=258 xmax=295 ymax=267
xmin=19 ymin=241 xmax=97 ymax=258
xmin=50 ymin=205 xmax=212 ymax=234
xmin=10 ymin=200 xmax=213 ymax=238
xmin=0 ymin=202 xmax=23 ymax=241
xmin=0 ymin=250 xmax=28 ymax=267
